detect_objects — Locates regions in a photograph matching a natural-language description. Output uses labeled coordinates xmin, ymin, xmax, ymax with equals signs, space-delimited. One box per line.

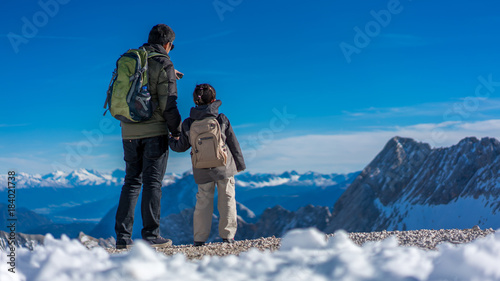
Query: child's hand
xmin=168 ymin=133 xmax=180 ymax=141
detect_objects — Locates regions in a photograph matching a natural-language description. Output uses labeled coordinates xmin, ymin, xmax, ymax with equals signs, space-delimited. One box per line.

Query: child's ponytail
xmin=193 ymin=84 xmax=216 ymax=105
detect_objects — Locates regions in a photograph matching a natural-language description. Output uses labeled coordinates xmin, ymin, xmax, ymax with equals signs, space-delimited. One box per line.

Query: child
xmin=169 ymin=83 xmax=246 ymax=246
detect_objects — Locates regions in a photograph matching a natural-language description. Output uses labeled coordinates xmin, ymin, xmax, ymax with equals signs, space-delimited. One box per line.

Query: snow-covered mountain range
xmin=325 ymin=136 xmax=500 ymax=233
xmin=0 ymin=169 xmax=177 ymax=190
xmin=0 ymin=169 xmax=354 ymax=221
xmin=0 ymin=169 xmax=356 ymax=241
xmin=0 ymin=169 xmax=352 ymax=190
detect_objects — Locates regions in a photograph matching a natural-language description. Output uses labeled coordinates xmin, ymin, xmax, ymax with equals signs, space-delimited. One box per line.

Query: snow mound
xmin=280 ymin=227 xmax=326 ymax=250
xmin=1 ymin=228 xmax=500 ymax=281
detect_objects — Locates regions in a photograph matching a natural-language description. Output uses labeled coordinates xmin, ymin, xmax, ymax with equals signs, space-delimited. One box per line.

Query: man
xmin=115 ymin=24 xmax=182 ymax=249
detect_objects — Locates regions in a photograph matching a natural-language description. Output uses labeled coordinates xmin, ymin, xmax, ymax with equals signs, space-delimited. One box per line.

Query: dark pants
xmin=115 ymin=135 xmax=168 ymax=241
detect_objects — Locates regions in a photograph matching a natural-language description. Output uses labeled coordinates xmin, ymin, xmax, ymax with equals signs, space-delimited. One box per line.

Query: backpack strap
xmin=148 ymin=52 xmax=168 ymax=59
xmin=216 ymin=114 xmax=224 ymax=127
xmin=103 ymin=69 xmax=118 ymax=116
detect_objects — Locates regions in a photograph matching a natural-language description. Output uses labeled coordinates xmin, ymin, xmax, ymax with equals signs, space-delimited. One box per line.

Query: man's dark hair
xmin=193 ymin=84 xmax=216 ymax=105
xmin=148 ymin=24 xmax=175 ymax=45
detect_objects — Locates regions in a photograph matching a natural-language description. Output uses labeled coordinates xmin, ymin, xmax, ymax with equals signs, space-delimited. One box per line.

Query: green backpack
xmin=103 ymin=47 xmax=165 ymax=123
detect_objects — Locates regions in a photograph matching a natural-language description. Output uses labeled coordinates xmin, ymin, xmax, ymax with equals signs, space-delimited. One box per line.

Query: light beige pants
xmin=193 ymin=176 xmax=237 ymax=242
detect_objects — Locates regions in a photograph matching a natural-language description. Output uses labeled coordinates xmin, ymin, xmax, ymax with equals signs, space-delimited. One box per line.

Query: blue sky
xmin=2 ymin=0 xmax=500 ymax=175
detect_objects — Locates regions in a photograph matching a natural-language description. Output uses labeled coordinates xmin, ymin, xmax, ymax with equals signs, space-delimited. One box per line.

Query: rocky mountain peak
xmin=326 ymin=136 xmax=500 ymax=233
xmin=352 ymin=136 xmax=432 ymax=207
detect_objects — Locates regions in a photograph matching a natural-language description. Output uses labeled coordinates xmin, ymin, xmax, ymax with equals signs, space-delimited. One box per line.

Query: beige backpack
xmin=189 ymin=117 xmax=228 ymax=169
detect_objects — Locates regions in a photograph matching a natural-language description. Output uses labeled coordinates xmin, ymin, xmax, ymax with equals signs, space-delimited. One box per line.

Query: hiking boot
xmin=222 ymin=238 xmax=235 ymax=244
xmin=116 ymin=238 xmax=133 ymax=249
xmin=194 ymin=241 xmax=205 ymax=247
xmin=145 ymin=237 xmax=172 ymax=248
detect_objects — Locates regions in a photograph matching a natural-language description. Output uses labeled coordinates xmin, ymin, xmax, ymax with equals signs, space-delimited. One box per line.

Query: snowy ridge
xmin=236 ymin=171 xmax=354 ymax=188
xmin=0 ymin=169 xmax=181 ymax=190
xmin=373 ymin=196 xmax=499 ymax=230
xmin=0 ymin=169 xmax=120 ymax=189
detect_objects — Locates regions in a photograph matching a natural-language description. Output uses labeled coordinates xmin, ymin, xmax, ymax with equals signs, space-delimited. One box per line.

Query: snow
xmin=280 ymin=228 xmax=327 ymax=250
xmin=2 ymin=228 xmax=500 ymax=281
xmin=236 ymin=176 xmax=292 ymax=188
xmin=374 ymin=195 xmax=500 ymax=230
xmin=235 ymin=172 xmax=345 ymax=188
